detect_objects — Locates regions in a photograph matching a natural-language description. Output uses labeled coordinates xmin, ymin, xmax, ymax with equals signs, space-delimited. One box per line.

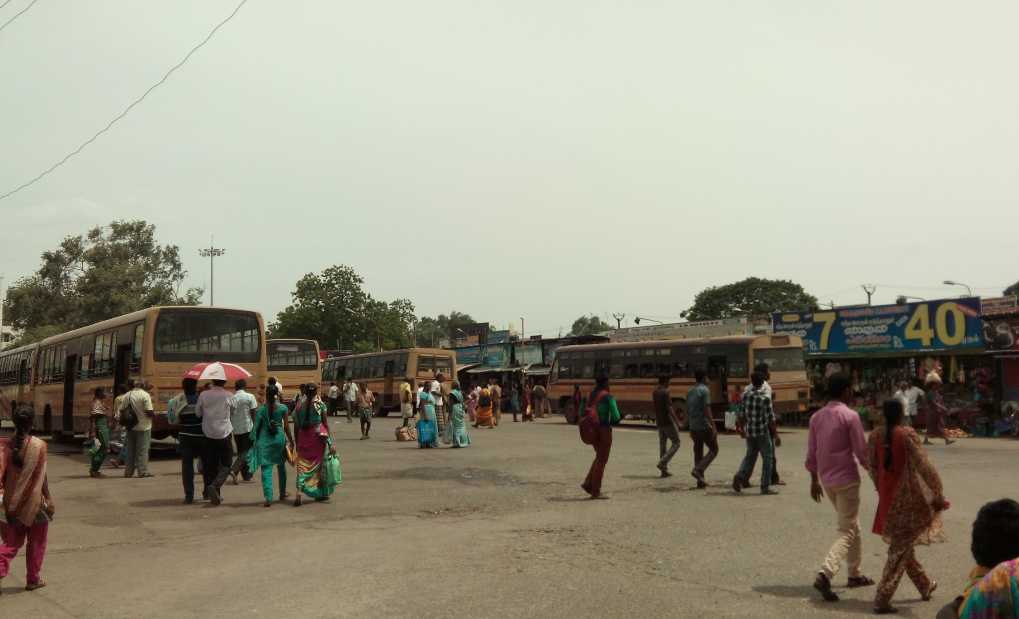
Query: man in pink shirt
xmin=805 ymin=372 xmax=873 ymax=602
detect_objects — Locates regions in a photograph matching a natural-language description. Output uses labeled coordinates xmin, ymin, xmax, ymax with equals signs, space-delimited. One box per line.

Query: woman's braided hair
xmin=10 ymin=405 xmax=35 ymax=467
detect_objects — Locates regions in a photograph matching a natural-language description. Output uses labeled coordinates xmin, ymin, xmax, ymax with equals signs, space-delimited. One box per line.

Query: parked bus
xmin=0 ymin=306 xmax=267 ymax=439
xmin=547 ymin=335 xmax=809 ymax=427
xmin=320 ymin=348 xmax=456 ymax=415
xmin=267 ymin=338 xmax=321 ymax=405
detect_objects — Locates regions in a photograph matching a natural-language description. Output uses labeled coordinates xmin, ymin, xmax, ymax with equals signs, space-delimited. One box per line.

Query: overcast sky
xmin=3 ymin=1 xmax=1017 ymax=336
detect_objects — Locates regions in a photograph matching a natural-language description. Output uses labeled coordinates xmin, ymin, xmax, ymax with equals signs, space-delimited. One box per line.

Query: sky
xmin=2 ymin=1 xmax=1018 ymax=337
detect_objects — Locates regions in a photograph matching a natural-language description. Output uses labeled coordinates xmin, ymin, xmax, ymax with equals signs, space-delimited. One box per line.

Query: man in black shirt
xmin=653 ymin=376 xmax=681 ymax=478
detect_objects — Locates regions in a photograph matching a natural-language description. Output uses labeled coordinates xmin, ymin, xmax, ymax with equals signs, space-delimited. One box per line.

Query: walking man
xmin=687 ymin=369 xmax=718 ymax=488
xmin=344 ymin=378 xmax=359 ymax=424
xmin=327 ymin=381 xmax=340 ymax=417
xmin=489 ymin=379 xmax=503 ymax=427
xmin=123 ymin=381 xmax=155 ymax=478
xmin=733 ymin=372 xmax=780 ymax=495
xmin=197 ymin=378 xmax=234 ymax=506
xmin=400 ymin=380 xmax=414 ymax=427
xmin=228 ymin=379 xmax=258 ymax=484
xmin=531 ymin=382 xmax=547 ymax=420
xmin=433 ymin=374 xmax=446 ymax=434
xmin=653 ymin=376 xmax=681 ymax=478
xmin=806 ymin=372 xmax=874 ymax=602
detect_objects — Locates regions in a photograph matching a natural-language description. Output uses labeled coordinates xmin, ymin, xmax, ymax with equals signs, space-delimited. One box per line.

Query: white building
xmin=0 ymin=325 xmax=21 ymax=350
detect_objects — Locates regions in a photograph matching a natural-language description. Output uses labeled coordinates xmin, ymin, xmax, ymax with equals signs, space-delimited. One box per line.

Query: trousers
xmin=736 ymin=435 xmax=774 ymax=491
xmin=690 ymin=428 xmax=719 ymax=474
xmin=124 ymin=429 xmax=151 ymax=477
xmin=0 ymin=519 xmax=48 ymax=585
xmin=179 ymin=434 xmax=206 ymax=500
xmin=875 ymin=537 xmax=931 ymax=608
xmin=260 ymin=464 xmax=288 ymax=502
xmin=657 ymin=425 xmax=681 ymax=471
xmin=229 ymin=432 xmax=253 ymax=480
xmin=583 ymin=426 xmax=613 ymax=497
xmin=820 ymin=482 xmax=863 ymax=580
xmin=203 ymin=437 xmax=234 ymax=492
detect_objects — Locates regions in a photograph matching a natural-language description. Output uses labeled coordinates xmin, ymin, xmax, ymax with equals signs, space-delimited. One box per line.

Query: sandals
xmin=848 ymin=575 xmax=876 ymax=588
xmin=25 ymin=580 xmax=47 ymax=591
xmin=922 ymin=580 xmax=938 ymax=602
xmin=814 ymin=573 xmax=840 ymax=602
xmin=873 ymin=606 xmax=898 ymax=614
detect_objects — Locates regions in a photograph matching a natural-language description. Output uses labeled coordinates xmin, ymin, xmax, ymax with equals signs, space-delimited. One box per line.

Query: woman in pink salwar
xmin=0 ymin=406 xmax=55 ymax=593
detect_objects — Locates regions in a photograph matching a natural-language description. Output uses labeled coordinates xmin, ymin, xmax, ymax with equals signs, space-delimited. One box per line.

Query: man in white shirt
xmin=895 ymin=380 xmax=925 ymax=426
xmin=228 ymin=379 xmax=258 ymax=484
xmin=197 ymin=379 xmax=234 ymax=505
xmin=327 ymin=382 xmax=340 ymax=417
xmin=432 ymin=374 xmax=446 ymax=433
xmin=123 ymin=380 xmax=155 ymax=478
xmin=344 ymin=380 xmax=359 ymax=424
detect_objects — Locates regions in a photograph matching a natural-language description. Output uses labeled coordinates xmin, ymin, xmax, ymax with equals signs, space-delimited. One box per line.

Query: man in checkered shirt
xmin=733 ymin=372 xmax=781 ymax=495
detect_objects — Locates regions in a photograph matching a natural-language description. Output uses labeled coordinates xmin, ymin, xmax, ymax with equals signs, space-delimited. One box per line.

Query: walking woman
xmin=293 ymin=384 xmax=336 ymax=506
xmin=582 ymin=376 xmax=621 ymax=500
xmin=923 ymin=373 xmax=955 ymax=446
xmin=248 ymin=386 xmax=293 ymax=507
xmin=869 ymin=399 xmax=948 ymax=614
xmin=465 ymin=385 xmax=478 ymax=423
xmin=417 ymin=381 xmax=440 ymax=448
xmin=88 ymin=387 xmax=112 ymax=477
xmin=473 ymin=385 xmax=495 ymax=429
xmin=0 ymin=405 xmax=55 ymax=592
xmin=358 ymin=382 xmax=374 ymax=440
xmin=443 ymin=382 xmax=471 ymax=448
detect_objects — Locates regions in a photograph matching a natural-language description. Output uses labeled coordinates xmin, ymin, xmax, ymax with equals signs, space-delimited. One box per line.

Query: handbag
xmin=323 ymin=451 xmax=343 ymax=487
xmin=579 ymin=391 xmax=609 ymax=445
xmin=285 ymin=443 xmax=296 ymax=466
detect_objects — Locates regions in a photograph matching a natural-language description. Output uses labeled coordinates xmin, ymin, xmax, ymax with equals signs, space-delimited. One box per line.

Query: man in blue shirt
xmin=686 ymin=369 xmax=718 ymax=489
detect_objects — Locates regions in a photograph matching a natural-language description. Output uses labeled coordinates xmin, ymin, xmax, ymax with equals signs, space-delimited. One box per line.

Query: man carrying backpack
xmin=121 ymin=380 xmax=155 ymax=478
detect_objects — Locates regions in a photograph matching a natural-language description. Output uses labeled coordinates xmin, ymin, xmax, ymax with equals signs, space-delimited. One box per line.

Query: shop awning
xmin=465 ymin=365 xmax=518 ymax=374
xmin=456 ymin=363 xmax=481 ymax=373
xmin=522 ymin=364 xmax=551 ymax=376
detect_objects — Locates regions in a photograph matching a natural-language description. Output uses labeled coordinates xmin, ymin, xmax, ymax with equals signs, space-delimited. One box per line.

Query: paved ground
xmin=0 ymin=415 xmax=1011 ymax=618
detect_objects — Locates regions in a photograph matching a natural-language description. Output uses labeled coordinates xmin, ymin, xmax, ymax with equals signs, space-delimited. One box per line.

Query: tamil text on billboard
xmin=773 ymin=298 xmax=983 ymax=355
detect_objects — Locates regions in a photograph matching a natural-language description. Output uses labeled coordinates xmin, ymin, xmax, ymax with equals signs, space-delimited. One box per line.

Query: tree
xmin=570 ymin=314 xmax=612 ymax=336
xmin=1006 ymin=281 xmax=1019 ymax=297
xmin=414 ymin=311 xmax=479 ymax=347
xmin=270 ymin=265 xmax=416 ymax=352
xmin=682 ymin=277 xmax=818 ymax=321
xmin=4 ymin=220 xmax=201 ymax=344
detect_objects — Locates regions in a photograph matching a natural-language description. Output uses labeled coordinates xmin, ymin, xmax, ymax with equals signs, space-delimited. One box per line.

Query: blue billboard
xmin=773 ymin=297 xmax=983 ymax=355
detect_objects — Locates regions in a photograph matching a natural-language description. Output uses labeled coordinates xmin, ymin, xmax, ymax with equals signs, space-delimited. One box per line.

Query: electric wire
xmin=0 ymin=0 xmax=39 ymax=35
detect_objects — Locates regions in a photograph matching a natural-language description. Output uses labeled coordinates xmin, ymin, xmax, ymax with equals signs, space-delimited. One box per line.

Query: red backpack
xmin=579 ymin=391 xmax=609 ymax=445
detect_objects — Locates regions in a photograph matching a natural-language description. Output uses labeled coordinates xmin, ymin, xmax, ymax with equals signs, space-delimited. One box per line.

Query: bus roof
xmin=36 ymin=306 xmax=261 ymax=348
xmin=555 ymin=334 xmax=801 ymax=353
xmin=323 ymin=347 xmax=453 ymax=362
xmin=268 ymin=338 xmax=319 ymax=345
xmin=0 ymin=342 xmax=39 ymax=357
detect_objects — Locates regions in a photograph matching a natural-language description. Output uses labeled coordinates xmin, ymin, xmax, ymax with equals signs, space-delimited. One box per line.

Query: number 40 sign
xmin=772 ymin=298 xmax=983 ymax=355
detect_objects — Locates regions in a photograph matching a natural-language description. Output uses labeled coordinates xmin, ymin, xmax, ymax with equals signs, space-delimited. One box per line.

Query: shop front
xmin=774 ymin=297 xmax=992 ymax=430
xmin=981 ymin=297 xmax=1019 ymax=430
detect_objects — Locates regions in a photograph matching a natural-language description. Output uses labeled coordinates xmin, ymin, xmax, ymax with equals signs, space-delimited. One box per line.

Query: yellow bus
xmin=0 ymin=306 xmax=267 ymax=439
xmin=0 ymin=342 xmax=39 ymax=415
xmin=547 ymin=335 xmax=809 ymax=427
xmin=267 ymin=338 xmax=321 ymax=405
xmin=320 ymin=348 xmax=456 ymax=415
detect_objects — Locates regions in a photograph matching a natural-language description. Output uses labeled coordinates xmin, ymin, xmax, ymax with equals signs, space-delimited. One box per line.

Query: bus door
xmin=708 ymin=355 xmax=729 ymax=415
xmin=114 ymin=344 xmax=132 ymax=391
xmin=63 ymin=354 xmax=78 ymax=434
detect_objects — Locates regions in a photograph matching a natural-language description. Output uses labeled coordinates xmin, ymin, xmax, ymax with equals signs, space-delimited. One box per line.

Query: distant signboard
xmin=608 ymin=318 xmax=750 ymax=343
xmin=984 ymin=316 xmax=1019 ymax=351
xmin=514 ymin=342 xmax=543 ymax=365
xmin=773 ymin=298 xmax=983 ymax=355
xmin=982 ymin=296 xmax=1019 ymax=317
xmin=454 ymin=346 xmax=483 ymax=365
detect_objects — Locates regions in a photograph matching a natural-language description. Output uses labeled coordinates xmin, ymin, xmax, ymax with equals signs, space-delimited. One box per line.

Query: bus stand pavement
xmin=0 ymin=415 xmax=1009 ymax=618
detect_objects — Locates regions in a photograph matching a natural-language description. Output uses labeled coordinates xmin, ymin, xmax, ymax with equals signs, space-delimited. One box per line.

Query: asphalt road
xmin=1 ymin=415 xmax=1010 ymax=618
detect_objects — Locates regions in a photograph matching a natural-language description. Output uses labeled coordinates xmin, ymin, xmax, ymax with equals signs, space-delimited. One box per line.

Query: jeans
xmin=179 ymin=434 xmax=206 ymax=500
xmin=583 ymin=425 xmax=613 ymax=497
xmin=229 ymin=432 xmax=253 ymax=480
xmin=203 ymin=437 xmax=234 ymax=492
xmin=736 ymin=435 xmax=774 ymax=491
xmin=124 ymin=429 xmax=151 ymax=477
xmin=260 ymin=464 xmax=288 ymax=502
xmin=690 ymin=428 xmax=719 ymax=475
xmin=0 ymin=520 xmax=48 ymax=585
xmin=657 ymin=424 xmax=681 ymax=472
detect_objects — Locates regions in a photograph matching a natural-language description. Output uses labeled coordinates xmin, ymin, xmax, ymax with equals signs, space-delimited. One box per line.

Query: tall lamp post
xmin=943 ymin=280 xmax=973 ymax=297
xmin=0 ymin=275 xmax=5 ymax=351
xmin=199 ymin=240 xmax=226 ymax=306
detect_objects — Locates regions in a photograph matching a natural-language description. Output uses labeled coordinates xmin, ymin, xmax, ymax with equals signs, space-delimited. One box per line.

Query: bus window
xmin=728 ymin=358 xmax=749 ymax=378
xmin=609 ymin=363 xmax=623 ymax=379
xmin=398 ymin=354 xmax=408 ymax=375
xmin=558 ymin=355 xmax=572 ymax=379
xmin=580 ymin=362 xmax=594 ymax=378
xmin=755 ymin=348 xmax=806 ymax=372
xmin=594 ymin=360 xmax=610 ymax=378
xmin=624 ymin=361 xmax=640 ymax=378
xmin=418 ymin=355 xmax=435 ymax=376
xmin=154 ymin=310 xmax=260 ymax=362
xmin=132 ymin=323 xmax=144 ymax=371
xmin=383 ymin=357 xmax=395 ymax=377
xmin=436 ymin=356 xmax=453 ymax=378
xmin=640 ymin=362 xmax=656 ymax=378
xmin=656 ymin=361 xmax=671 ymax=376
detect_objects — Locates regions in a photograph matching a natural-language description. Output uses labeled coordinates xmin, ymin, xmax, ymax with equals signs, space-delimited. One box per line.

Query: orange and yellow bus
xmin=0 ymin=306 xmax=267 ymax=439
xmin=320 ymin=348 xmax=456 ymax=415
xmin=267 ymin=339 xmax=321 ymax=404
xmin=547 ymin=335 xmax=809 ymax=427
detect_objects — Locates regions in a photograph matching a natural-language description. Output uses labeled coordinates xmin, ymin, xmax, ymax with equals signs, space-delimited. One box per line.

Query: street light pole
xmin=612 ymin=313 xmax=626 ymax=329
xmin=861 ymin=284 xmax=876 ymax=306
xmin=943 ymin=280 xmax=973 ymax=297
xmin=520 ymin=317 xmax=525 ymax=340
xmin=199 ymin=240 xmax=226 ymax=307
xmin=0 ymin=275 xmax=5 ymax=351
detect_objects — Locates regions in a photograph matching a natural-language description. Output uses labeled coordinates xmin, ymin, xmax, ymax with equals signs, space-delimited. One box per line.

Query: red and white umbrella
xmin=183 ymin=361 xmax=252 ymax=382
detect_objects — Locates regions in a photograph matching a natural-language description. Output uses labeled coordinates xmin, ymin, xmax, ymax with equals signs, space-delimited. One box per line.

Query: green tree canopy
xmin=4 ymin=220 xmax=201 ymax=345
xmin=414 ymin=311 xmax=479 ymax=347
xmin=683 ymin=277 xmax=818 ymax=321
xmin=270 ymin=265 xmax=416 ymax=352
xmin=570 ymin=314 xmax=612 ymax=336
xmin=1005 ymin=281 xmax=1019 ymax=297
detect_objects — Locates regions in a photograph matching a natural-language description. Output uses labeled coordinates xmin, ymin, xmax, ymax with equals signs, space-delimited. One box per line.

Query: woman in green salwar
xmin=443 ymin=382 xmax=471 ymax=448
xmin=248 ymin=386 xmax=294 ymax=507
xmin=293 ymin=384 xmax=336 ymax=506
xmin=88 ymin=387 xmax=112 ymax=477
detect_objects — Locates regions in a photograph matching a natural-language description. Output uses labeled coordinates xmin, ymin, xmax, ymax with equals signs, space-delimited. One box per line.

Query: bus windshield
xmin=268 ymin=341 xmax=319 ymax=370
xmin=154 ymin=310 xmax=261 ymax=362
xmin=755 ymin=348 xmax=805 ymax=372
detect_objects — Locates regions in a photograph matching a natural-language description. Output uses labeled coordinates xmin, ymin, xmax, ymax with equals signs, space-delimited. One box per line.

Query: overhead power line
xmin=0 ymin=0 xmax=248 ymax=201
xmin=0 ymin=0 xmax=39 ymax=35
xmin=0 ymin=1 xmax=16 ymax=12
